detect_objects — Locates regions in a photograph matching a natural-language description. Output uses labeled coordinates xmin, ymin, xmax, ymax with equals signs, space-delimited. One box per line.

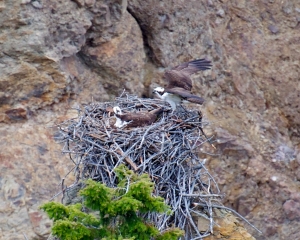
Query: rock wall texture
xmin=0 ymin=0 xmax=299 ymax=239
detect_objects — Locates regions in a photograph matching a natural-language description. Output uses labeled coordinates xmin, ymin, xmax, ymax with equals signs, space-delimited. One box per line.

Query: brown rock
xmin=283 ymin=199 xmax=300 ymax=221
xmin=0 ymin=105 xmax=77 ymax=239
xmin=81 ymin=9 xmax=146 ymax=96
xmin=0 ymin=0 xmax=90 ymax=114
xmin=4 ymin=108 xmax=27 ymax=122
xmin=128 ymin=0 xmax=212 ymax=66
xmin=0 ymin=0 xmax=145 ymax=118
xmin=0 ymin=0 xmax=300 ymax=239
xmin=205 ymin=209 xmax=256 ymax=240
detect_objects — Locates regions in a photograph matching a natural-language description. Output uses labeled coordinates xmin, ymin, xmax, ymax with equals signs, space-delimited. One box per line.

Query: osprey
xmin=113 ymin=106 xmax=164 ymax=128
xmin=153 ymin=58 xmax=211 ymax=112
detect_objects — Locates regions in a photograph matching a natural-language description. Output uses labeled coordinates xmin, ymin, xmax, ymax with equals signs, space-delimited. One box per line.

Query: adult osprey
xmin=113 ymin=106 xmax=164 ymax=128
xmin=153 ymin=59 xmax=211 ymax=112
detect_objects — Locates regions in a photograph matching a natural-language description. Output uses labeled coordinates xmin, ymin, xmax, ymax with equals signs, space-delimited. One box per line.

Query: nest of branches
xmin=57 ymin=92 xmax=224 ymax=239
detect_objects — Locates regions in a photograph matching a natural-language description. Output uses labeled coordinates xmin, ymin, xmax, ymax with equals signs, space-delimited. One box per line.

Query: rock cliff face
xmin=0 ymin=0 xmax=299 ymax=239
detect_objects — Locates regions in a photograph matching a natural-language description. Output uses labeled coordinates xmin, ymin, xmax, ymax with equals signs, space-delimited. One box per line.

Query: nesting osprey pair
xmin=153 ymin=58 xmax=211 ymax=112
xmin=113 ymin=58 xmax=211 ymax=128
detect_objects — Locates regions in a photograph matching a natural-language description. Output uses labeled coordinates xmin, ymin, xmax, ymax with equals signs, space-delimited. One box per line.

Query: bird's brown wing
xmin=166 ymin=87 xmax=205 ymax=105
xmin=185 ymin=96 xmax=205 ymax=105
xmin=165 ymin=70 xmax=193 ymax=91
xmin=164 ymin=59 xmax=211 ymax=91
xmin=119 ymin=112 xmax=156 ymax=128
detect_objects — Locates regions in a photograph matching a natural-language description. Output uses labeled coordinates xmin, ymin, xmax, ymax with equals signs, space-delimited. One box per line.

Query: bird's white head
xmin=113 ymin=106 xmax=122 ymax=115
xmin=153 ymin=86 xmax=165 ymax=94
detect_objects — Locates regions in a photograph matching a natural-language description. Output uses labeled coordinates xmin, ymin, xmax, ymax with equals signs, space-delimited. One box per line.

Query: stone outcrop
xmin=0 ymin=0 xmax=300 ymax=239
xmin=0 ymin=0 xmax=145 ymax=123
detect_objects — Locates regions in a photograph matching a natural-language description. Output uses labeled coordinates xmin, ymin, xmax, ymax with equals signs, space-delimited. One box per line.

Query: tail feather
xmin=186 ymin=96 xmax=205 ymax=105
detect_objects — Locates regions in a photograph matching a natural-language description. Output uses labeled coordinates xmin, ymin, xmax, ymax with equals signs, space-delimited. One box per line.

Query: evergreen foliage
xmin=41 ymin=165 xmax=184 ymax=240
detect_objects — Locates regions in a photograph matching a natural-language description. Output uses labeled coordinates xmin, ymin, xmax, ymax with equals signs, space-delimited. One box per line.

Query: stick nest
xmin=57 ymin=92 xmax=223 ymax=239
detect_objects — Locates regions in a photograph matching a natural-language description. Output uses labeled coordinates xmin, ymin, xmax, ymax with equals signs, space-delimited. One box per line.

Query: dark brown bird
xmin=153 ymin=59 xmax=211 ymax=112
xmin=113 ymin=106 xmax=164 ymax=128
